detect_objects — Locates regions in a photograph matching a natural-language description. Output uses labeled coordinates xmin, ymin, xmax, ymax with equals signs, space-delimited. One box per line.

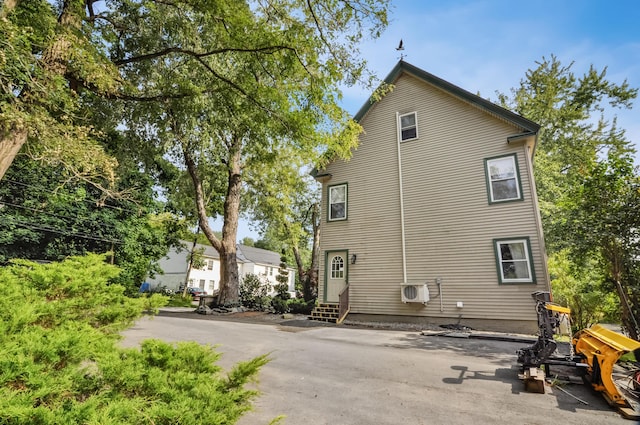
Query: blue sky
xmin=341 ymin=0 xmax=639 ymax=136
xmin=243 ymin=0 xmax=640 ymax=240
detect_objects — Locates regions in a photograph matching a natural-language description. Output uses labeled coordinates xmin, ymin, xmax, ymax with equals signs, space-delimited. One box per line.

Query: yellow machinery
xmin=573 ymin=324 xmax=640 ymax=419
xmin=518 ymin=291 xmax=640 ymax=420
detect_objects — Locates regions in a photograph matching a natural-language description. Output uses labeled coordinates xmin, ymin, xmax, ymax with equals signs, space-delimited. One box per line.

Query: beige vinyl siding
xmin=319 ymin=72 xmax=548 ymax=326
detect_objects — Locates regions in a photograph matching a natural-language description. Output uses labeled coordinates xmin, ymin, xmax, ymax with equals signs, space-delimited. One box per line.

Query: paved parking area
xmin=121 ymin=314 xmax=630 ymax=425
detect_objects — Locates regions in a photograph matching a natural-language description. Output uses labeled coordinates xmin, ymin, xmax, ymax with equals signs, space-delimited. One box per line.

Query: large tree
xmin=2 ymin=1 xmax=389 ymax=305
xmin=498 ymin=56 xmax=637 ymax=250
xmin=248 ymin=173 xmax=322 ymax=302
xmin=0 ymin=0 xmax=119 ymax=186
xmin=108 ymin=0 xmax=389 ymax=305
xmin=0 ymin=149 xmax=179 ymax=293
xmin=0 ymin=0 xmax=387 ymax=303
xmin=499 ymin=56 xmax=639 ymax=330
xmin=561 ymin=149 xmax=640 ymax=338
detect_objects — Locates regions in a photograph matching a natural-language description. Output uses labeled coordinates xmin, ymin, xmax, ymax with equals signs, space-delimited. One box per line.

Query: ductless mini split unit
xmin=400 ymin=284 xmax=429 ymax=304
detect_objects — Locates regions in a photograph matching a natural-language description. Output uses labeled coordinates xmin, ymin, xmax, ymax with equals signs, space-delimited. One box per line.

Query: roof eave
xmin=354 ymin=60 xmax=540 ymax=134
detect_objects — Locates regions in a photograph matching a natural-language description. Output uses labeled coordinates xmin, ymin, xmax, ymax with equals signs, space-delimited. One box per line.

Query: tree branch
xmin=113 ymin=45 xmax=296 ymax=66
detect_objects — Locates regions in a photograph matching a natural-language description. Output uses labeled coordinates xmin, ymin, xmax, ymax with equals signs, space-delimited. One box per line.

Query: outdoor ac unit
xmin=401 ymin=284 xmax=429 ymax=304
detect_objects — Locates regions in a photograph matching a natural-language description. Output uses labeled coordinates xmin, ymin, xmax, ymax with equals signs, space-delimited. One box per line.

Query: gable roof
xmin=354 ymin=60 xmax=540 ymax=134
xmin=236 ymin=244 xmax=281 ymax=266
xmin=178 ymin=240 xmax=281 ymax=266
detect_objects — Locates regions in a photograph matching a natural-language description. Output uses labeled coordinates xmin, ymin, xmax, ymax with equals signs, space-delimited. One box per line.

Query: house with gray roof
xmin=147 ymin=241 xmax=296 ymax=296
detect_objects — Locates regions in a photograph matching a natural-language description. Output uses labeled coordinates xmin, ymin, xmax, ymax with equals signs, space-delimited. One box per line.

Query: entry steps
xmin=309 ymin=303 xmax=339 ymax=323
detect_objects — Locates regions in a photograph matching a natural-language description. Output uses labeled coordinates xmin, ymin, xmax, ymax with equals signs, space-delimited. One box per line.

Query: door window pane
xmin=331 ymin=256 xmax=345 ymax=279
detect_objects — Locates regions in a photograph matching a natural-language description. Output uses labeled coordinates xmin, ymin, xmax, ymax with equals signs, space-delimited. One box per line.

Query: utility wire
xmin=0 ymin=201 xmax=128 ymax=238
xmin=0 ymin=220 xmax=123 ymax=245
xmin=1 ymin=178 xmax=143 ymax=214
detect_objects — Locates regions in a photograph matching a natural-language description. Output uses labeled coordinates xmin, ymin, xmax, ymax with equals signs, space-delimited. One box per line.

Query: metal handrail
xmin=337 ymin=284 xmax=350 ymax=324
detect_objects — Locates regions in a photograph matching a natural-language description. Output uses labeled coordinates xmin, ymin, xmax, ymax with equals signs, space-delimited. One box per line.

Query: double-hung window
xmin=399 ymin=112 xmax=418 ymax=142
xmin=485 ymin=154 xmax=522 ymax=203
xmin=493 ymin=238 xmax=534 ymax=283
xmin=328 ymin=184 xmax=347 ymax=221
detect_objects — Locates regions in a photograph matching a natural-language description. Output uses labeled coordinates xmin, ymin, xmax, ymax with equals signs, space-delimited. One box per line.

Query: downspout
xmin=523 ymin=143 xmax=551 ymax=292
xmin=396 ymin=112 xmax=408 ymax=284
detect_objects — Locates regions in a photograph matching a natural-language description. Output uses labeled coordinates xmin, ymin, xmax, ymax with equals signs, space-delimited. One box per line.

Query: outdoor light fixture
xmin=350 ymin=254 xmax=357 ymax=264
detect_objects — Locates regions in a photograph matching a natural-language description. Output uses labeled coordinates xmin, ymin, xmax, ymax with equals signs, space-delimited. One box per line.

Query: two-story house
xmin=313 ymin=61 xmax=550 ymax=333
xmin=147 ymin=241 xmax=296 ymax=297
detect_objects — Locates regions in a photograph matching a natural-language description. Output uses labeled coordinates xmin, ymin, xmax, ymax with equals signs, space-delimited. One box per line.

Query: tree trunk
xmin=612 ymin=278 xmax=639 ymax=340
xmin=294 ymin=203 xmax=320 ymax=302
xmin=0 ymin=128 xmax=27 ymax=182
xmin=183 ymin=136 xmax=242 ymax=306
xmin=0 ymin=0 xmax=18 ymax=19
xmin=216 ymin=142 xmax=242 ymax=306
xmin=307 ymin=202 xmax=320 ymax=300
xmin=605 ymin=243 xmax=639 ymax=339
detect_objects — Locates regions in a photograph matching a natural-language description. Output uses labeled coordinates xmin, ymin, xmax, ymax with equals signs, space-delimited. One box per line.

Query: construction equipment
xmin=517 ymin=291 xmax=640 ymax=420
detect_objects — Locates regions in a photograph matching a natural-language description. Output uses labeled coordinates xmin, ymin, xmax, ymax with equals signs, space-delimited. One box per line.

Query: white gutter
xmin=396 ymin=112 xmax=408 ymax=283
xmin=524 ymin=143 xmax=551 ymax=291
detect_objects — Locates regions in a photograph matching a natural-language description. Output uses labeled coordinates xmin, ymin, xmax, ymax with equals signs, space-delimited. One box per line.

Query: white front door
xmin=326 ymin=251 xmax=347 ymax=303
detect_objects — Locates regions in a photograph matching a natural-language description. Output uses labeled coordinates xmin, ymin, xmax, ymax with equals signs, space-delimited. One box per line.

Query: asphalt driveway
xmin=120 ymin=313 xmax=629 ymax=425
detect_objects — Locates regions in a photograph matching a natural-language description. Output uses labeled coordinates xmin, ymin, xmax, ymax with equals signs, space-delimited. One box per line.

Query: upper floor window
xmin=493 ymin=238 xmax=534 ymax=284
xmin=207 ymin=259 xmax=213 ymax=270
xmin=399 ymin=112 xmax=418 ymax=142
xmin=328 ymin=183 xmax=347 ymax=221
xmin=485 ymin=154 xmax=523 ymax=203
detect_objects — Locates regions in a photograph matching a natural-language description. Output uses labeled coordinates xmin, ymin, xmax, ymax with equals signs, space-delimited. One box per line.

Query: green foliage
xmin=239 ymin=273 xmax=271 ymax=311
xmin=1 ymin=0 xmax=120 ymax=185
xmin=500 ymin=55 xmax=639 ymax=330
xmin=559 ymin=150 xmax=640 ymax=335
xmin=0 ymin=154 xmax=179 ymax=294
xmin=286 ymin=298 xmax=315 ymax=315
xmin=549 ymin=250 xmax=618 ymax=331
xmin=271 ymin=297 xmax=289 ymax=315
xmin=0 ymin=254 xmax=268 ymax=424
xmin=164 ymin=294 xmax=195 ymax=308
xmin=272 ymin=256 xmax=292 ymax=314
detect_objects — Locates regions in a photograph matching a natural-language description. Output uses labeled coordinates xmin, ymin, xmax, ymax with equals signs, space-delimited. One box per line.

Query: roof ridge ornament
xmin=396 ymin=38 xmax=406 ymax=60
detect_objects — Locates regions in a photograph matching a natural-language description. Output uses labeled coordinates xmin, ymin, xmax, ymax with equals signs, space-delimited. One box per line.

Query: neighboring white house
xmin=147 ymin=241 xmax=296 ymax=296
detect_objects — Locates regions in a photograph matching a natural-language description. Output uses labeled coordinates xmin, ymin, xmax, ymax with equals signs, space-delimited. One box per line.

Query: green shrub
xmin=287 ymin=298 xmax=315 ymax=315
xmin=270 ymin=297 xmax=289 ymax=314
xmin=240 ymin=273 xmax=271 ymax=311
xmin=165 ymin=294 xmax=196 ymax=307
xmin=0 ymin=254 xmax=268 ymax=424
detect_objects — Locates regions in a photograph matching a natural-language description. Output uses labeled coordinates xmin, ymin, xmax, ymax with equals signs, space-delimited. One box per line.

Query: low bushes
xmin=0 ymin=254 xmax=268 ymax=425
xmin=239 ymin=274 xmax=315 ymax=315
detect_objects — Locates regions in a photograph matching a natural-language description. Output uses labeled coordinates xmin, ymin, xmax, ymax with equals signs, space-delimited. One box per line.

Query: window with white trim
xmin=494 ymin=238 xmax=534 ymax=283
xmin=331 ymin=256 xmax=345 ymax=279
xmin=328 ymin=184 xmax=347 ymax=221
xmin=399 ymin=112 xmax=418 ymax=141
xmin=485 ymin=154 xmax=522 ymax=203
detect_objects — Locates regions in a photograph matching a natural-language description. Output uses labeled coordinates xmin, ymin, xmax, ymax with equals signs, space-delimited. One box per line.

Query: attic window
xmin=399 ymin=112 xmax=418 ymax=141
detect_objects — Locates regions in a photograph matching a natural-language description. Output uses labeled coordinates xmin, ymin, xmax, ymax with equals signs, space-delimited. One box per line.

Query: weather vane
xmin=396 ymin=39 xmax=405 ymax=60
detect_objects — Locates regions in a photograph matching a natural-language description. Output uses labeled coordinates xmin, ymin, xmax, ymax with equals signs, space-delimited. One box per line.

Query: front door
xmin=325 ymin=251 xmax=347 ymax=303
